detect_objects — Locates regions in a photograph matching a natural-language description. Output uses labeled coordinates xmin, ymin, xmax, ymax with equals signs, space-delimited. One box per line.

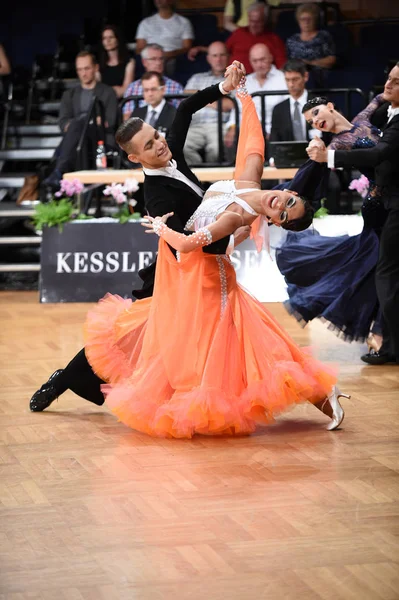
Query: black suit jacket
xmin=370 ymin=100 xmax=389 ymax=130
xmin=269 ymin=97 xmax=313 ymax=143
xmin=134 ymin=84 xmax=230 ymax=298
xmin=334 ymin=114 xmax=399 ymax=204
xmin=131 ymin=101 xmax=177 ymax=138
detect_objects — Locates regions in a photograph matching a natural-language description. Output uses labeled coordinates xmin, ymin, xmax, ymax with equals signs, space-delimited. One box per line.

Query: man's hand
xmin=307 ymin=145 xmax=328 ymax=163
xmin=308 ymin=138 xmax=326 ymax=150
xmin=233 ymin=225 xmax=251 ymax=246
xmin=222 ymin=61 xmax=246 ymax=93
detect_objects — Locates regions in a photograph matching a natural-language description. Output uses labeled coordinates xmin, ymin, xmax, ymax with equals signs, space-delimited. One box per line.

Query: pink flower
xmin=124 ymin=177 xmax=139 ymax=194
xmin=349 ymin=174 xmax=369 ymax=198
xmin=56 ymin=178 xmax=84 ymax=197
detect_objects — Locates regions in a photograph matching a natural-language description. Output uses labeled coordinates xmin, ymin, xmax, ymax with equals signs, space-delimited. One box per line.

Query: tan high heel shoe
xmin=367 ymin=333 xmax=382 ymax=353
xmin=318 ymin=386 xmax=351 ymax=431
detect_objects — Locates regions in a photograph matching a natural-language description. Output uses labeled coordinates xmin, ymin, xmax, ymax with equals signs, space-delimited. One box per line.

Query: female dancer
xmin=83 ymin=74 xmax=345 ymax=439
xmin=276 ymin=94 xmax=386 ymax=350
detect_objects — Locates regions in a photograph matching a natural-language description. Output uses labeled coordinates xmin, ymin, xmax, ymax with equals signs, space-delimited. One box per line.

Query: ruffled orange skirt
xmin=84 ymin=240 xmax=336 ymax=438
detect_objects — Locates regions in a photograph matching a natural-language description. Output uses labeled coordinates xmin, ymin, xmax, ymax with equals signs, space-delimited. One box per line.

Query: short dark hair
xmin=115 ymin=118 xmax=144 ymax=154
xmin=282 ymin=195 xmax=314 ymax=231
xmin=283 ymin=59 xmax=308 ymax=77
xmin=75 ymin=50 xmax=97 ymax=65
xmin=141 ymin=71 xmax=165 ymax=86
xmin=302 ymin=96 xmax=328 ymax=114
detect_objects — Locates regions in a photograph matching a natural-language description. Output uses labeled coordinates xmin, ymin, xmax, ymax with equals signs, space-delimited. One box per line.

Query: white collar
xmin=289 ymin=90 xmax=308 ymax=108
xmin=387 ymin=105 xmax=399 ymax=122
xmin=147 ymin=99 xmax=166 ymax=118
xmin=143 ymin=158 xmax=178 ymax=177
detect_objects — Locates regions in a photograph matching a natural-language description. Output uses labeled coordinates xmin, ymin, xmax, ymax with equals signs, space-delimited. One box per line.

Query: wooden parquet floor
xmin=0 ymin=291 xmax=398 ymax=600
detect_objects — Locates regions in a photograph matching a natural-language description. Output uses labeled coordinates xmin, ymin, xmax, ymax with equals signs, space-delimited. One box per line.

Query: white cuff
xmin=226 ymin=234 xmax=235 ymax=255
xmin=219 ymin=81 xmax=229 ymax=96
xmin=327 ymin=149 xmax=335 ymax=169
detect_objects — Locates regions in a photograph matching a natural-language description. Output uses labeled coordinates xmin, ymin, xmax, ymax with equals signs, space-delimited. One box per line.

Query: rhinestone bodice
xmin=185 ymin=180 xmax=259 ymax=231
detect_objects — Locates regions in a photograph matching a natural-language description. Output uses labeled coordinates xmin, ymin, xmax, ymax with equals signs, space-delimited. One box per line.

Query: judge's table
xmin=63 ymin=166 xmax=298 ymax=185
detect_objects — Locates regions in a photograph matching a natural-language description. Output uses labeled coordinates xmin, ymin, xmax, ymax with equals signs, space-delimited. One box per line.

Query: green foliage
xmin=116 ymin=204 xmax=142 ymax=224
xmin=32 ymin=198 xmax=142 ymax=230
xmin=314 ymin=198 xmax=329 ymax=219
xmin=32 ymin=198 xmax=75 ymax=232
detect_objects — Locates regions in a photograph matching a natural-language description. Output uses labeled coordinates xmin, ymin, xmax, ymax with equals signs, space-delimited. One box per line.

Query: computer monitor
xmin=269 ymin=141 xmax=309 ymax=168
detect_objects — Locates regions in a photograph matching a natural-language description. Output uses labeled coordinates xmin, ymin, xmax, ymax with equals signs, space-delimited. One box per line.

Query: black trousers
xmin=54 ymin=348 xmax=105 ymax=405
xmin=56 ymin=118 xmax=98 ymax=174
xmin=376 ymin=201 xmax=399 ymax=359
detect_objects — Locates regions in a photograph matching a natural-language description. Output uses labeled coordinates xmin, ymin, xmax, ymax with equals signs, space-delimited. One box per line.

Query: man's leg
xmin=42 ymin=119 xmax=83 ymax=188
xmin=183 ymin=126 xmax=206 ymax=165
xmin=204 ymin=125 xmax=221 ymax=164
xmin=30 ymin=348 xmax=105 ymax=411
xmin=375 ymin=204 xmax=399 ymax=360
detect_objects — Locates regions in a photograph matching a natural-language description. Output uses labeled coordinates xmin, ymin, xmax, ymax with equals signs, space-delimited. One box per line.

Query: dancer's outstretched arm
xmin=143 ymin=212 xmax=243 ymax=254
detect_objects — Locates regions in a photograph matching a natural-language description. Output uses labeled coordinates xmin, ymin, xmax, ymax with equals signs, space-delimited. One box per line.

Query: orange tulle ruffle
xmin=83 ymin=241 xmax=336 ymax=438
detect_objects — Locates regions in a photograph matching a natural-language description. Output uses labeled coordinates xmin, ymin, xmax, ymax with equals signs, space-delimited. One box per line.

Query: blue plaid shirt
xmin=122 ymin=77 xmax=184 ymax=116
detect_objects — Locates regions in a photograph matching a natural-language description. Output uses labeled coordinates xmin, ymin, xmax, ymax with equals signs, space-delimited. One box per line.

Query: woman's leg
xmin=234 ymin=89 xmax=265 ymax=187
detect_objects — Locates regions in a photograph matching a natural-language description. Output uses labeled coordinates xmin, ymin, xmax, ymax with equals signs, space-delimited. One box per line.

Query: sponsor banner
xmin=39 ymin=221 xmax=286 ymax=303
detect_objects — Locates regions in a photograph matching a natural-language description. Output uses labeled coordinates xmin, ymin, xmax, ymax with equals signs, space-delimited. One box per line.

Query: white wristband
xmin=327 ymin=149 xmax=335 ymax=169
xmin=219 ymin=81 xmax=230 ymax=96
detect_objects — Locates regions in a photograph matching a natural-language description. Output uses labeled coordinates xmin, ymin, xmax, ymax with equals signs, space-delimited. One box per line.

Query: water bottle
xmin=96 ymin=140 xmax=107 ymax=169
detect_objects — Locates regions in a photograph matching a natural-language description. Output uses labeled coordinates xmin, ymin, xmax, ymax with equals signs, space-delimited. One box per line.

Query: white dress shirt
xmin=387 ymin=105 xmax=399 ymax=123
xmin=144 ymin=99 xmax=166 ymax=125
xmin=226 ymin=66 xmax=288 ymax=134
xmin=143 ymin=159 xmax=204 ymax=197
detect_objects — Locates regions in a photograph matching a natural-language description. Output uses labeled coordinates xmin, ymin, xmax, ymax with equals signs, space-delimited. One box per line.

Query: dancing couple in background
xmin=275 ymin=87 xmax=392 ymax=362
xmin=307 ymin=61 xmax=399 ymax=366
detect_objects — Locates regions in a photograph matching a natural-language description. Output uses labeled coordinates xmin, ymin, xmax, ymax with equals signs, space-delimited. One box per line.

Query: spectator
xmin=98 ymin=25 xmax=135 ymax=98
xmin=225 ymin=43 xmax=287 ymax=149
xmin=0 ymin=43 xmax=11 ymax=99
xmin=223 ymin=0 xmax=259 ymax=32
xmin=135 ymin=0 xmax=194 ymax=76
xmin=270 ymin=59 xmax=314 ymax=142
xmin=42 ymin=51 xmax=118 ymax=190
xmin=286 ymin=3 xmax=336 ymax=87
xmin=130 ymin=71 xmax=177 ymax=138
xmin=183 ymin=42 xmax=233 ymax=165
xmin=225 ymin=2 xmax=286 ymax=72
xmin=122 ymin=44 xmax=183 ymax=121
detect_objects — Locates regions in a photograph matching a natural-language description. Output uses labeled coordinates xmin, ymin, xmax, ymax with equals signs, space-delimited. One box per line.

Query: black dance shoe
xmin=360 ymin=350 xmax=397 ymax=365
xmin=29 ymin=369 xmax=63 ymax=412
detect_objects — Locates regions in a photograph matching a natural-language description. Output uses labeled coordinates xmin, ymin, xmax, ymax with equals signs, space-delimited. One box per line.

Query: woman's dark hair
xmin=302 ymin=96 xmax=328 ymax=114
xmin=282 ymin=195 xmax=314 ymax=231
xmin=99 ymin=24 xmax=130 ymax=69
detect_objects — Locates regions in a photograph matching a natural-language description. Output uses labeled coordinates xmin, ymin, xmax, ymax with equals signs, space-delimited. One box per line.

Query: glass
xmin=143 ymin=86 xmax=165 ymax=93
xmin=146 ymin=56 xmax=165 ymax=62
xmin=280 ymin=197 xmax=297 ymax=223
